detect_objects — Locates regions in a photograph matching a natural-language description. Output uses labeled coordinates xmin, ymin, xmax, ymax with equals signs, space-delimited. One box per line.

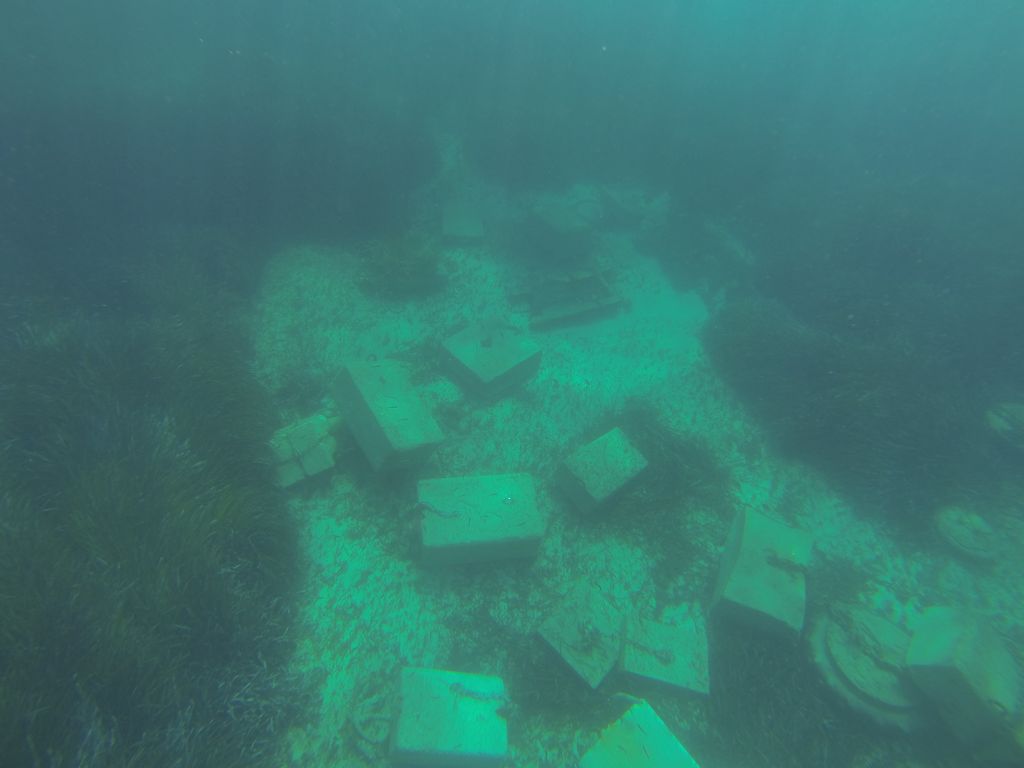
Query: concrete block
xmin=270 ymin=413 xmax=337 ymax=488
xmin=621 ymin=606 xmax=709 ymax=696
xmin=580 ymin=697 xmax=701 ymax=768
xmin=711 ymin=509 xmax=811 ymax=638
xmin=392 ymin=667 xmax=508 ymax=768
xmin=906 ymin=606 xmax=1021 ymax=751
xmin=442 ymin=323 xmax=541 ymax=398
xmin=417 ymin=473 xmax=545 ymax=565
xmin=539 ymin=585 xmax=625 ymax=689
xmin=339 ymin=360 xmax=444 ymax=471
xmin=809 ymin=606 xmax=923 ymax=732
xmin=558 ymin=427 xmax=648 ymax=513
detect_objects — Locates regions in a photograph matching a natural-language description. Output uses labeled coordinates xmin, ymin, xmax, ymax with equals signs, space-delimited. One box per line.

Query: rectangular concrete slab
xmin=580 ymin=698 xmax=701 ymax=768
xmin=418 ymin=474 xmax=545 ymax=565
xmin=906 ymin=606 xmax=1022 ymax=752
xmin=442 ymin=323 xmax=541 ymax=398
xmin=558 ymin=427 xmax=647 ymax=513
xmin=339 ymin=359 xmax=444 ymax=471
xmin=621 ymin=607 xmax=709 ymax=696
xmin=712 ymin=509 xmax=811 ymax=638
xmin=392 ymin=667 xmax=508 ymax=768
xmin=539 ymin=585 xmax=625 ymax=689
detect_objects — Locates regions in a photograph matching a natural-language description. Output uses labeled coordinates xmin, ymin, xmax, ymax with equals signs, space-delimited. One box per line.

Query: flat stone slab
xmin=270 ymin=412 xmax=338 ymax=488
xmin=539 ymin=585 xmax=625 ymax=689
xmin=558 ymin=427 xmax=648 ymax=513
xmin=392 ymin=667 xmax=508 ymax=768
xmin=338 ymin=359 xmax=444 ymax=471
xmin=580 ymin=697 xmax=701 ymax=768
xmin=712 ymin=509 xmax=811 ymax=638
xmin=442 ymin=323 xmax=541 ymax=398
xmin=906 ymin=606 xmax=1022 ymax=751
xmin=417 ymin=473 xmax=545 ymax=565
xmin=621 ymin=607 xmax=709 ymax=696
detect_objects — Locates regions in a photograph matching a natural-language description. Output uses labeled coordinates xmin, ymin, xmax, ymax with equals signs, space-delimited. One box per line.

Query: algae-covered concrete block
xmin=539 ymin=585 xmax=625 ymax=689
xmin=417 ymin=473 xmax=545 ymax=565
xmin=558 ymin=428 xmax=647 ymax=513
xmin=906 ymin=606 xmax=1021 ymax=751
xmin=270 ymin=413 xmax=338 ymax=488
xmin=339 ymin=360 xmax=444 ymax=471
xmin=621 ymin=607 xmax=709 ymax=696
xmin=580 ymin=697 xmax=701 ymax=768
xmin=810 ymin=606 xmax=923 ymax=732
xmin=442 ymin=323 xmax=541 ymax=398
xmin=711 ymin=509 xmax=811 ymax=638
xmin=392 ymin=667 xmax=508 ymax=768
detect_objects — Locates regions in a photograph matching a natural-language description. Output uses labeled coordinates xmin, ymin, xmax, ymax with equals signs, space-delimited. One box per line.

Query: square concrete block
xmin=339 ymin=360 xmax=444 ymax=471
xmin=417 ymin=473 xmax=545 ymax=565
xmin=539 ymin=585 xmax=625 ymax=689
xmin=580 ymin=697 xmax=701 ymax=768
xmin=392 ymin=667 xmax=508 ymax=768
xmin=442 ymin=323 xmax=541 ymax=398
xmin=270 ymin=413 xmax=338 ymax=488
xmin=906 ymin=606 xmax=1021 ymax=751
xmin=558 ymin=427 xmax=648 ymax=513
xmin=621 ymin=607 xmax=709 ymax=696
xmin=711 ymin=509 xmax=811 ymax=638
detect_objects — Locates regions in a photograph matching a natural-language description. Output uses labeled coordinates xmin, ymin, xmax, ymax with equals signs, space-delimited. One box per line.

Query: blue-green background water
xmin=2 ymin=2 xmax=1024 ymax=767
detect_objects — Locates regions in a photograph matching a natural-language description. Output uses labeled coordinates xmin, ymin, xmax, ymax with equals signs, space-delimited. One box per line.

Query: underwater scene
xmin=2 ymin=1 xmax=1024 ymax=766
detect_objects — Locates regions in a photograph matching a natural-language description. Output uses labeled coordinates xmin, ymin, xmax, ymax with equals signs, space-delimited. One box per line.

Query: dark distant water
xmin=3 ymin=0 xmax=1022 ymax=255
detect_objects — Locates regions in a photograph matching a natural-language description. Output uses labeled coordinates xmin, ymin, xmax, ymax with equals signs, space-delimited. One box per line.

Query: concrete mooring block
xmin=339 ymin=359 xmax=444 ymax=471
xmin=711 ymin=509 xmax=811 ymax=638
xmin=417 ymin=473 xmax=545 ymax=565
xmin=558 ymin=427 xmax=647 ymax=513
xmin=391 ymin=667 xmax=508 ymax=768
xmin=442 ymin=322 xmax=541 ymax=399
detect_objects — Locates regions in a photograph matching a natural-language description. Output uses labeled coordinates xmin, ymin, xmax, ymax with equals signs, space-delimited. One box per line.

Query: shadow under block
xmin=442 ymin=324 xmax=541 ymax=398
xmin=339 ymin=360 xmax=444 ymax=471
xmin=620 ymin=609 xmax=709 ymax=696
xmin=392 ymin=667 xmax=508 ymax=768
xmin=270 ymin=412 xmax=338 ymax=488
xmin=539 ymin=585 xmax=625 ymax=689
xmin=906 ymin=606 xmax=1022 ymax=757
xmin=712 ymin=509 xmax=811 ymax=638
xmin=558 ymin=427 xmax=648 ymax=513
xmin=580 ymin=697 xmax=701 ymax=768
xmin=417 ymin=473 xmax=545 ymax=565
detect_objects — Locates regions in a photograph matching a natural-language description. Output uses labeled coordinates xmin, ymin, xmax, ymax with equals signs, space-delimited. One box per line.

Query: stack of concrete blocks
xmin=416 ymin=473 xmax=546 ymax=565
xmin=338 ymin=360 xmax=444 ymax=471
xmin=905 ymin=606 xmax=1023 ymax=762
xmin=580 ymin=696 xmax=701 ymax=768
xmin=270 ymin=412 xmax=339 ymax=488
xmin=391 ymin=667 xmax=508 ymax=767
xmin=539 ymin=585 xmax=626 ymax=689
xmin=558 ymin=427 xmax=648 ymax=513
xmin=711 ymin=509 xmax=812 ymax=638
xmin=620 ymin=605 xmax=709 ymax=697
xmin=442 ymin=323 xmax=541 ymax=399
